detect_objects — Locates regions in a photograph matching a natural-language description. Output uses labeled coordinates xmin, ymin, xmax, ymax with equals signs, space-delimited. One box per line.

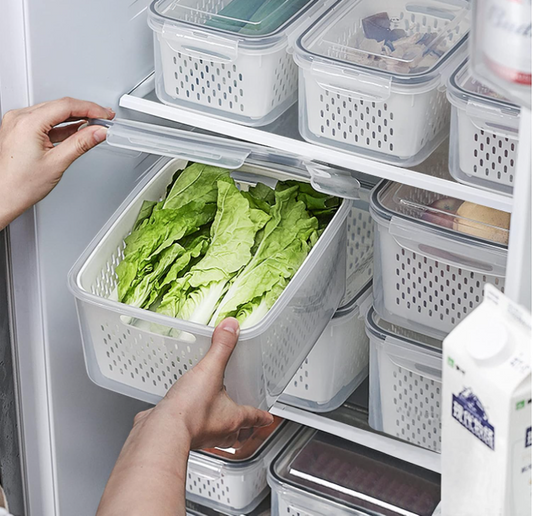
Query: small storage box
xmin=268 ymin=428 xmax=442 ymax=516
xmin=366 ymin=307 xmax=443 ymax=452
xmin=370 ymin=180 xmax=508 ymax=338
xmin=281 ymin=183 xmax=374 ymax=413
xmin=447 ymin=59 xmax=520 ymax=196
xmin=186 ymin=496 xmax=270 ymax=516
xmin=281 ymin=282 xmax=372 ymax=412
xmin=294 ymin=0 xmax=470 ymax=166
xmin=148 ymin=0 xmax=333 ymax=126
xmin=68 ymin=119 xmax=350 ymax=410
xmin=188 ymin=419 xmax=298 ymax=515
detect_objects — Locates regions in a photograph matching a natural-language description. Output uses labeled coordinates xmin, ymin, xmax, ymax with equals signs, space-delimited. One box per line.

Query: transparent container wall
xmin=269 ymin=428 xmax=442 ymax=516
xmin=470 ymin=0 xmax=531 ymax=108
xmin=70 ymin=158 xmax=349 ymax=410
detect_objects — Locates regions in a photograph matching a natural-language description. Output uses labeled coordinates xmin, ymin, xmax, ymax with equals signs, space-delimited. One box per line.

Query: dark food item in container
xmin=287 ymin=433 xmax=441 ymax=516
xmin=203 ymin=416 xmax=283 ymax=461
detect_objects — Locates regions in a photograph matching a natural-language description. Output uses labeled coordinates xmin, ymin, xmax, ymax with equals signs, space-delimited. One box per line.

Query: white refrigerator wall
xmin=0 ymin=1 xmax=159 ymax=514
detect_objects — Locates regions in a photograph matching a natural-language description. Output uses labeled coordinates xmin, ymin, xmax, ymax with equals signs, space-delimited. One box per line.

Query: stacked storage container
xmin=280 ymin=182 xmax=375 ymax=412
xmin=187 ymin=418 xmax=298 ymax=514
xmin=148 ymin=0 xmax=335 ymax=126
xmin=293 ymin=0 xmax=470 ymax=165
xmin=447 ymin=59 xmax=520 ymax=196
xmin=370 ymin=180 xmax=508 ymax=339
xmin=366 ymin=307 xmax=443 ymax=452
xmin=268 ymin=428 xmax=442 ymax=515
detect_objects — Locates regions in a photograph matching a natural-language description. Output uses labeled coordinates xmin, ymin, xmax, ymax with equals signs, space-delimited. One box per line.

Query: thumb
xmin=199 ymin=318 xmax=240 ymax=378
xmin=48 ymin=125 xmax=107 ymax=170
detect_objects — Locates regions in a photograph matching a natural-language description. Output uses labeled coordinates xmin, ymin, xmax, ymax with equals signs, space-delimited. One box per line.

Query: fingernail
xmin=106 ymin=107 xmax=116 ymax=118
xmin=219 ymin=317 xmax=240 ymax=336
xmin=93 ymin=127 xmax=108 ymax=143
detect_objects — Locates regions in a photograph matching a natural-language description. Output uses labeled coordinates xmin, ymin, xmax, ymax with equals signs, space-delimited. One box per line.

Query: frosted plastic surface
xmin=69 ymin=157 xmax=349 ymax=410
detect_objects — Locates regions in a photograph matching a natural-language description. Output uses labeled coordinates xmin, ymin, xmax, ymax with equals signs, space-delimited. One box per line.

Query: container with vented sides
xmin=268 ymin=427 xmax=442 ymax=516
xmin=187 ymin=419 xmax=298 ymax=515
xmin=294 ymin=0 xmax=470 ymax=166
xmin=370 ymin=180 xmax=508 ymax=339
xmin=281 ymin=282 xmax=372 ymax=412
xmin=148 ymin=0 xmax=335 ymax=126
xmin=68 ymin=118 xmax=350 ymax=410
xmin=447 ymin=59 xmax=520 ymax=196
xmin=366 ymin=307 xmax=443 ymax=452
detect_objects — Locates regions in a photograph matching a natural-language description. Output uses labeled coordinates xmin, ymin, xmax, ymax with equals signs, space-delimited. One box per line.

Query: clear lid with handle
xmin=295 ymin=0 xmax=470 ymax=84
xmin=149 ymin=0 xmax=319 ymax=40
xmin=271 ymin=427 xmax=441 ymax=516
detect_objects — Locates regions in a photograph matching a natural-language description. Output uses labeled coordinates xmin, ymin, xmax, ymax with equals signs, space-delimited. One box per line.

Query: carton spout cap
xmin=466 ymin=321 xmax=513 ymax=367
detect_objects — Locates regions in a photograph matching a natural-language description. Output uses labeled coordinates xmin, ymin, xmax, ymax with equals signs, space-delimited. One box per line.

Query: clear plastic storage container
xmin=294 ymin=0 xmax=470 ymax=166
xmin=268 ymin=427 xmax=442 ymax=516
xmin=68 ymin=119 xmax=350 ymax=410
xmin=148 ymin=0 xmax=334 ymax=126
xmin=187 ymin=419 xmax=298 ymax=515
xmin=370 ymin=180 xmax=508 ymax=339
xmin=280 ymin=282 xmax=372 ymax=412
xmin=186 ymin=496 xmax=270 ymax=516
xmin=447 ymin=59 xmax=520 ymax=196
xmin=366 ymin=307 xmax=443 ymax=452
xmin=280 ymin=182 xmax=374 ymax=413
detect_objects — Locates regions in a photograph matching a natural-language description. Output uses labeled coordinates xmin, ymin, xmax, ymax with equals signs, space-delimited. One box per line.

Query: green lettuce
xmin=156 ymin=180 xmax=270 ymax=327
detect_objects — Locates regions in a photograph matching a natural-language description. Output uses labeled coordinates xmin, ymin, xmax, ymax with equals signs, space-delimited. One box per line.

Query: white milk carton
xmin=442 ymin=284 xmax=531 ymax=516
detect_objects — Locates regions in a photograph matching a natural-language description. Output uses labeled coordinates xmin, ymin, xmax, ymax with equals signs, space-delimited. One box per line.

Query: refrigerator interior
xmin=0 ymin=1 xmax=530 ymax=515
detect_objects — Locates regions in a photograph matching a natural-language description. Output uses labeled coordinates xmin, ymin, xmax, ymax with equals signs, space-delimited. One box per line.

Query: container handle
xmin=389 ymin=216 xmax=507 ymax=277
xmin=310 ymin=62 xmax=392 ymax=102
xmin=466 ymin=100 xmax=520 ymax=140
xmin=161 ymin=23 xmax=238 ymax=63
xmin=187 ymin=454 xmax=223 ymax=480
xmin=89 ymin=118 xmax=251 ymax=169
xmin=384 ymin=339 xmax=442 ymax=382
xmin=305 ymin=161 xmax=361 ymax=199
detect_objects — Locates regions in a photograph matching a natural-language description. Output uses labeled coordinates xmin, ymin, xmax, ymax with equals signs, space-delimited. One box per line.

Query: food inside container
xmin=203 ymin=416 xmax=284 ymax=461
xmin=299 ymin=0 xmax=469 ymax=77
xmin=113 ymin=161 xmax=342 ymax=332
xmin=376 ymin=181 xmax=510 ymax=245
xmin=151 ymin=0 xmax=316 ymax=37
xmin=269 ymin=428 xmax=441 ymax=516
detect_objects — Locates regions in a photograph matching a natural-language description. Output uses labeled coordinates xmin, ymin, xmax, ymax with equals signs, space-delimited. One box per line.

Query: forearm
xmin=97 ymin=413 xmax=191 ymax=516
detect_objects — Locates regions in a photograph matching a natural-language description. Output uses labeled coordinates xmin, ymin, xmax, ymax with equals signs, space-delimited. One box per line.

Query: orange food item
xmin=203 ymin=416 xmax=284 ymax=461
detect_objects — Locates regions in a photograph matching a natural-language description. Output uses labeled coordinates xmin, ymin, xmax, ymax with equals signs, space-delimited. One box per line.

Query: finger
xmin=198 ymin=318 xmax=240 ymax=377
xmin=237 ymin=405 xmax=274 ymax=429
xmin=46 ymin=125 xmax=108 ymax=170
xmin=34 ymin=97 xmax=114 ymax=129
xmin=49 ymin=122 xmax=85 ymax=143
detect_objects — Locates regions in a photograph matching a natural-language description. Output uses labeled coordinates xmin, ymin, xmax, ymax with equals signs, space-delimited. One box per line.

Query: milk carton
xmin=442 ymin=284 xmax=531 ymax=516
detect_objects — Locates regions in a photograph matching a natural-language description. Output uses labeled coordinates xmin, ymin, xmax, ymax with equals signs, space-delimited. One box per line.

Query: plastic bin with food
xmin=268 ymin=427 xmax=442 ymax=515
xmin=370 ymin=180 xmax=508 ymax=338
xmin=187 ymin=418 xmax=298 ymax=514
xmin=294 ymin=0 xmax=470 ymax=165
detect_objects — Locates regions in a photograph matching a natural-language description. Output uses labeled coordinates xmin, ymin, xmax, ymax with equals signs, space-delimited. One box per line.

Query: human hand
xmin=133 ymin=317 xmax=274 ymax=450
xmin=0 ymin=97 xmax=115 ymax=229
xmin=97 ymin=318 xmax=274 ymax=516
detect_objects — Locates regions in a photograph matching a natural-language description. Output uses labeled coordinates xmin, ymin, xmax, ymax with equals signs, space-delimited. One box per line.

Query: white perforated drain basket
xmin=447 ymin=59 xmax=520 ymax=196
xmin=148 ymin=0 xmax=334 ymax=126
xmin=187 ymin=422 xmax=298 ymax=515
xmin=294 ymin=0 xmax=469 ymax=166
xmin=279 ymin=192 xmax=374 ymax=412
xmin=370 ymin=180 xmax=508 ymax=339
xmin=366 ymin=307 xmax=443 ymax=452
xmin=68 ymin=155 xmax=349 ymax=410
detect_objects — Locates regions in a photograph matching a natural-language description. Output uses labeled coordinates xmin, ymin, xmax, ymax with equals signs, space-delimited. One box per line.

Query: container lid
xmin=201 ymin=416 xmax=285 ymax=463
xmin=149 ymin=0 xmax=318 ymax=40
xmin=371 ymin=180 xmax=510 ymax=248
xmin=448 ymin=59 xmax=520 ymax=112
xmin=271 ymin=428 xmax=441 ymax=516
xmin=296 ymin=0 xmax=469 ymax=85
xmin=366 ymin=306 xmax=443 ymax=352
